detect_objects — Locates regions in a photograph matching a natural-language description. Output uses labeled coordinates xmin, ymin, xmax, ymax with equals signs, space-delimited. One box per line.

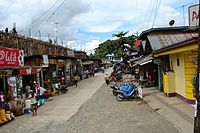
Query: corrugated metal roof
xmin=147 ymin=33 xmax=198 ymax=51
xmin=82 ymin=61 xmax=93 ymax=65
xmin=134 ymin=54 xmax=154 ymax=66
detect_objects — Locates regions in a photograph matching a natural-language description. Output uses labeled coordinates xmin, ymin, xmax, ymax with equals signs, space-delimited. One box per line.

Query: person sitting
xmin=11 ymin=27 xmax=17 ymax=34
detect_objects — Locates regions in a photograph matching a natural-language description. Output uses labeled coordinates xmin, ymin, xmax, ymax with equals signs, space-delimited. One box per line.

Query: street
xmin=0 ymin=70 xmax=180 ymax=133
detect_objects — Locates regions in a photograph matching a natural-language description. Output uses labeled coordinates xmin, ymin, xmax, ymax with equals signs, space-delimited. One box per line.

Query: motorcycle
xmin=54 ymin=83 xmax=68 ymax=95
xmin=110 ymin=85 xmax=119 ymax=96
xmin=115 ymin=83 xmax=142 ymax=101
xmin=110 ymin=83 xmax=135 ymax=96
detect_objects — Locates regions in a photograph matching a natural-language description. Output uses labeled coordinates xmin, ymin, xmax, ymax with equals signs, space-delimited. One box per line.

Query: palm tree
xmin=112 ymin=31 xmax=129 ymax=38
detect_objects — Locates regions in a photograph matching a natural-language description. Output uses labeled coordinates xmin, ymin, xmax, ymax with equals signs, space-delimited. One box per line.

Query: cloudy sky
xmin=0 ymin=0 xmax=198 ymax=54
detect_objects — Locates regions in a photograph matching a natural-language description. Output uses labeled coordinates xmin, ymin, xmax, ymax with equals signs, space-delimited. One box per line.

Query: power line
xmin=146 ymin=0 xmax=158 ymax=29
xmin=33 ymin=0 xmax=66 ymax=38
xmin=152 ymin=0 xmax=161 ymax=28
xmin=18 ymin=0 xmax=61 ymax=33
xmin=175 ymin=1 xmax=198 ymax=9
xmin=174 ymin=1 xmax=198 ymax=26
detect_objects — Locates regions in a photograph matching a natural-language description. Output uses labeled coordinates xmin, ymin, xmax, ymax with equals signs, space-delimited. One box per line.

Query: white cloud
xmin=0 ymin=0 xmax=197 ymax=50
xmin=85 ymin=40 xmax=101 ymax=55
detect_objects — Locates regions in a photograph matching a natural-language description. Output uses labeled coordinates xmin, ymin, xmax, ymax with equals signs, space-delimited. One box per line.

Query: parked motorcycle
xmin=115 ymin=83 xmax=142 ymax=101
xmin=110 ymin=83 xmax=135 ymax=97
xmin=110 ymin=85 xmax=119 ymax=96
xmin=110 ymin=72 xmax=123 ymax=82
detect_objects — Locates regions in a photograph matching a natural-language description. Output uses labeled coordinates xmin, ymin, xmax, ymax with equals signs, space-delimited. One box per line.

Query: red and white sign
xmin=189 ymin=4 xmax=199 ymax=27
xmin=19 ymin=67 xmax=41 ymax=76
xmin=0 ymin=47 xmax=21 ymax=67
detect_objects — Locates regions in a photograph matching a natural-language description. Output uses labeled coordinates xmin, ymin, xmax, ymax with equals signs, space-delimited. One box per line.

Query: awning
xmin=19 ymin=67 xmax=41 ymax=76
xmin=0 ymin=70 xmax=13 ymax=76
xmin=134 ymin=54 xmax=154 ymax=66
xmin=140 ymin=60 xmax=152 ymax=65
xmin=130 ymin=56 xmax=143 ymax=64
xmin=132 ymin=63 xmax=138 ymax=67
xmin=82 ymin=61 xmax=93 ymax=65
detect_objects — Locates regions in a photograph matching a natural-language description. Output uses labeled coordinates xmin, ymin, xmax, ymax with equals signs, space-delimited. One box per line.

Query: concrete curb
xmin=143 ymin=87 xmax=194 ymax=133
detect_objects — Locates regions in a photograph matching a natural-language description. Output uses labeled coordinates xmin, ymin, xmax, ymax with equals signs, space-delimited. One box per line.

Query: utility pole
xmin=28 ymin=28 xmax=31 ymax=37
xmin=38 ymin=30 xmax=41 ymax=40
xmin=55 ymin=22 xmax=59 ymax=43
xmin=182 ymin=5 xmax=185 ymax=26
xmin=194 ymin=2 xmax=200 ymax=133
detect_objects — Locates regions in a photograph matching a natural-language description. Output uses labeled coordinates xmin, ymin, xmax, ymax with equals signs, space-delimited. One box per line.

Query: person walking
xmin=105 ymin=72 xmax=109 ymax=85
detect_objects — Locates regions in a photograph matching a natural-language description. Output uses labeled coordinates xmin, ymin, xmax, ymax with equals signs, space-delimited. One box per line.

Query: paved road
xmin=0 ymin=70 xmax=180 ymax=133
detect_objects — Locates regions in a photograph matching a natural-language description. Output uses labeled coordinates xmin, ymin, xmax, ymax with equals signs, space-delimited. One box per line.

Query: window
xmin=177 ymin=59 xmax=180 ymax=66
xmin=161 ymin=55 xmax=173 ymax=72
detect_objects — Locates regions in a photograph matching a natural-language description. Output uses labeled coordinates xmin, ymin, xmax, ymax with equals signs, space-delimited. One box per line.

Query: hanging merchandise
xmin=7 ymin=76 xmax=17 ymax=97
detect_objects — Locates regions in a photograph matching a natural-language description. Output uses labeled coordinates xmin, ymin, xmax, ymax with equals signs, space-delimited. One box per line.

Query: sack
xmin=0 ymin=109 xmax=7 ymax=122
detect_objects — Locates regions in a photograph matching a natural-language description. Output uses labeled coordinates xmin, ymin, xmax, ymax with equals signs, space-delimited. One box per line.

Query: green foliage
xmin=94 ymin=32 xmax=137 ymax=59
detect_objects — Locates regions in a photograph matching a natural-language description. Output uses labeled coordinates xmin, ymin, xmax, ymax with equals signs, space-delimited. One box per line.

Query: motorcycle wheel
xmin=116 ymin=94 xmax=124 ymax=101
xmin=112 ymin=90 xmax=118 ymax=96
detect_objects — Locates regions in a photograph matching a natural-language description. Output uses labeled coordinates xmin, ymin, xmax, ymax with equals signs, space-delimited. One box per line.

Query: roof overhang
xmin=82 ymin=61 xmax=94 ymax=65
xmin=134 ymin=54 xmax=154 ymax=66
xmin=153 ymin=38 xmax=197 ymax=57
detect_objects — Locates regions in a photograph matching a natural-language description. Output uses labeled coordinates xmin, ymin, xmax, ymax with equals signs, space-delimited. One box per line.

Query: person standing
xmin=74 ymin=74 xmax=78 ymax=87
xmin=25 ymin=85 xmax=31 ymax=99
xmin=33 ymin=81 xmax=39 ymax=94
xmin=30 ymin=91 xmax=38 ymax=116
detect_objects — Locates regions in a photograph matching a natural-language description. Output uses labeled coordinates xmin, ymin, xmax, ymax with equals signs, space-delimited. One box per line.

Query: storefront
xmin=19 ymin=66 xmax=42 ymax=94
xmin=0 ymin=47 xmax=24 ymax=125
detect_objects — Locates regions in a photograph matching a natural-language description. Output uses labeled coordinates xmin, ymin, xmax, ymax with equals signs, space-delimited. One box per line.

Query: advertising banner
xmin=0 ymin=47 xmax=21 ymax=67
xmin=189 ymin=4 xmax=199 ymax=27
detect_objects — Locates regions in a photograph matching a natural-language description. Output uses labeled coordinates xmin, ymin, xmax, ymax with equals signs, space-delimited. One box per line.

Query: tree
xmin=93 ymin=31 xmax=137 ymax=59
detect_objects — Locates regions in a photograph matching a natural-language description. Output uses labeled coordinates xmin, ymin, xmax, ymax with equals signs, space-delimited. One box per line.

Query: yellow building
xmin=153 ymin=36 xmax=197 ymax=104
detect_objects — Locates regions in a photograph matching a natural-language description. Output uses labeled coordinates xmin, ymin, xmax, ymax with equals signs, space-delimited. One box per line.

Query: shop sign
xmin=189 ymin=4 xmax=199 ymax=27
xmin=19 ymin=67 xmax=41 ymax=76
xmin=42 ymin=55 xmax=49 ymax=67
xmin=0 ymin=47 xmax=21 ymax=67
xmin=67 ymin=50 xmax=75 ymax=57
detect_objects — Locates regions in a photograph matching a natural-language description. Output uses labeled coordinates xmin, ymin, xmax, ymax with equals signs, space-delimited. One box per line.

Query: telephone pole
xmin=55 ymin=22 xmax=59 ymax=43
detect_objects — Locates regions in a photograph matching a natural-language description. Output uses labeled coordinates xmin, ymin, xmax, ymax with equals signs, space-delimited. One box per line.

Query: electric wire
xmin=146 ymin=0 xmax=158 ymax=29
xmin=174 ymin=1 xmax=198 ymax=26
xmin=175 ymin=1 xmax=198 ymax=9
xmin=33 ymin=0 xmax=66 ymax=38
xmin=152 ymin=0 xmax=161 ymax=28
xmin=18 ymin=0 xmax=61 ymax=33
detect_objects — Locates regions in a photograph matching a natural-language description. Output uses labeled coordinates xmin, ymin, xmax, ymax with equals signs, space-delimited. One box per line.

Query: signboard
xmin=189 ymin=4 xmax=199 ymax=27
xmin=42 ymin=55 xmax=49 ymax=67
xmin=19 ymin=67 xmax=41 ymax=76
xmin=67 ymin=49 xmax=75 ymax=57
xmin=0 ymin=47 xmax=21 ymax=67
